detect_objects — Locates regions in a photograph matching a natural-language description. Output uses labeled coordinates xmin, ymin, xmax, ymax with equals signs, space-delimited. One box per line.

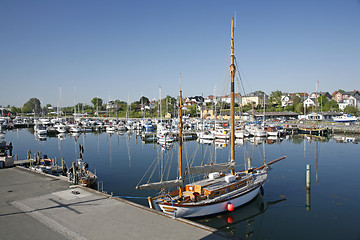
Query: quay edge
xmin=1 ymin=166 xmax=235 ymax=240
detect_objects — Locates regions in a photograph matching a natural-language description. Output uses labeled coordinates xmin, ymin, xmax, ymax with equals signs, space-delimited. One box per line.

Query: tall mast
xmin=230 ymin=18 xmax=236 ymax=175
xmin=316 ymin=80 xmax=319 ymax=128
xmin=159 ymin=87 xmax=162 ymax=121
xmin=178 ymin=73 xmax=183 ymax=197
xmin=74 ymin=87 xmax=76 ymax=116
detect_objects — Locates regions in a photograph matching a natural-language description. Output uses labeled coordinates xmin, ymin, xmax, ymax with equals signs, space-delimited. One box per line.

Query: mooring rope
xmin=112 ymin=196 xmax=148 ymax=199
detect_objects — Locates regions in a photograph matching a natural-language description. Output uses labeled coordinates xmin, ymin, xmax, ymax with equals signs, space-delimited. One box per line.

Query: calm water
xmin=3 ymin=128 xmax=360 ymax=239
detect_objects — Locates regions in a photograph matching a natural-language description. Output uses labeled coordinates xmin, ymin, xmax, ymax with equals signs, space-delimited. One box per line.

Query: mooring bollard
xmin=306 ymin=164 xmax=311 ymax=211
xmin=306 ymin=164 xmax=311 ymax=189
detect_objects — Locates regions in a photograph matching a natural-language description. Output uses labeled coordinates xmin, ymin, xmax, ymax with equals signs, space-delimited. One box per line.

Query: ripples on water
xmin=4 ymin=129 xmax=360 ymax=239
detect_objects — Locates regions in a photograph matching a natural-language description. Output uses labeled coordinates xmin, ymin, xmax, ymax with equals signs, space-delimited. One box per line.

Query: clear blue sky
xmin=1 ymin=0 xmax=359 ymax=107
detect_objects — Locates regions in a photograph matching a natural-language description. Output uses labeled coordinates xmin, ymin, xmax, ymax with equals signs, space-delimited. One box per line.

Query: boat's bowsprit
xmin=136 ymin=179 xmax=184 ymax=190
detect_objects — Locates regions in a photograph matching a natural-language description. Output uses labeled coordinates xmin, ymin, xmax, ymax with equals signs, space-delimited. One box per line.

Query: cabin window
xmin=226 ymin=187 xmax=231 ymax=192
xmin=189 ymin=186 xmax=193 ymax=191
xmin=214 ymin=191 xmax=220 ymax=196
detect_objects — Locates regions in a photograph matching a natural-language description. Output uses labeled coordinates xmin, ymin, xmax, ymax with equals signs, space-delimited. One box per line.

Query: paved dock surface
xmin=0 ymin=167 xmax=234 ymax=240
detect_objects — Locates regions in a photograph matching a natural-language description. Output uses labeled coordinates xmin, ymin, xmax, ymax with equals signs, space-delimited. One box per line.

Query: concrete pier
xmin=0 ymin=167 xmax=234 ymax=240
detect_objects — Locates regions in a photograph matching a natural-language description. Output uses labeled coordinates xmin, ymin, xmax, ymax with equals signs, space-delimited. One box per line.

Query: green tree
xmin=131 ymin=101 xmax=141 ymax=111
xmin=292 ymin=95 xmax=302 ymax=106
xmin=75 ymin=103 xmax=83 ymax=111
xmin=242 ymin=103 xmax=253 ymax=113
xmin=61 ymin=106 xmax=73 ymax=114
xmin=11 ymin=106 xmax=22 ymax=114
xmin=115 ymin=100 xmax=127 ymax=111
xmin=269 ymin=90 xmax=282 ymax=106
xmin=190 ymin=104 xmax=199 ymax=117
xmin=344 ymin=106 xmax=358 ymax=115
xmin=91 ymin=97 xmax=103 ymax=109
xmin=255 ymin=90 xmax=265 ymax=96
xmin=139 ymin=96 xmax=150 ymax=105
xmin=323 ymin=100 xmax=339 ymax=112
xmin=23 ymin=98 xmax=41 ymax=113
xmin=294 ymin=103 xmax=304 ymax=113
xmin=284 ymin=105 xmax=294 ymax=112
xmin=317 ymin=95 xmax=329 ymax=111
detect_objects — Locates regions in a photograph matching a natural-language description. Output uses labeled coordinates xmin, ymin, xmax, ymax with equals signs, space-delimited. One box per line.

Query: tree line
xmin=3 ymin=90 xmax=359 ymax=118
xmin=5 ymin=96 xmax=179 ymax=118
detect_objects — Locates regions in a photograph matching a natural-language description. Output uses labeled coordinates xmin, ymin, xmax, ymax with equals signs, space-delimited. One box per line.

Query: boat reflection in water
xmin=195 ymin=193 xmax=285 ymax=238
xmin=160 ymin=142 xmax=173 ymax=151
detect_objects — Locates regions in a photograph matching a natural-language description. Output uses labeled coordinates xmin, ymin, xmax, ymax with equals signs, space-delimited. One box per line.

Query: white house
xmin=106 ymin=100 xmax=117 ymax=110
xmin=221 ymin=93 xmax=242 ymax=104
xmin=241 ymin=92 xmax=267 ymax=106
xmin=309 ymin=91 xmax=331 ymax=100
xmin=281 ymin=92 xmax=309 ymax=107
xmin=338 ymin=95 xmax=360 ymax=110
xmin=303 ymin=97 xmax=316 ymax=108
xmin=281 ymin=94 xmax=292 ymax=107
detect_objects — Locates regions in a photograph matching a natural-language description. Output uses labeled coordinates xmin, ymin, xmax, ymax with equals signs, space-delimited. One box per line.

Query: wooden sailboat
xmin=136 ymin=18 xmax=286 ymax=218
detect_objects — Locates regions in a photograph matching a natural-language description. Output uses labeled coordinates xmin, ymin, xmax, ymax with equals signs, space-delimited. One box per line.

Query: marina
xmin=1 ymin=1 xmax=360 ymax=239
xmin=1 ymin=120 xmax=360 ymax=239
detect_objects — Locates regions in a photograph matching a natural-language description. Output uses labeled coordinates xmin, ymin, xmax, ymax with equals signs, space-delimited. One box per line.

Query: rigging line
xmin=165 ymin=147 xmax=172 ymax=180
xmin=165 ymin=146 xmax=175 ymax=181
xmin=161 ymin=147 xmax=169 ymax=180
xmin=200 ymin=143 xmax=208 ymax=166
xmin=207 ymin=143 xmax=212 ymax=164
xmin=250 ymin=140 xmax=255 ymax=163
xmin=242 ymin=142 xmax=248 ymax=169
xmin=156 ymin=147 xmax=164 ymax=181
xmin=192 ymin=143 xmax=199 ymax=166
xmin=219 ymin=74 xmax=230 ymax=108
xmin=185 ymin=140 xmax=196 ymax=183
xmin=277 ymin=142 xmax=288 ymax=160
xmin=190 ymin=139 xmax=198 ymax=166
xmin=205 ymin=143 xmax=213 ymax=165
xmin=183 ymin=137 xmax=189 ymax=170
xmin=163 ymin=145 xmax=174 ymax=181
xmin=187 ymin=138 xmax=199 ymax=168
xmin=184 ymin=137 xmax=194 ymax=180
xmin=234 ymin=58 xmax=249 ymax=96
xmin=160 ymin=147 xmax=168 ymax=180
xmin=209 ymin=142 xmax=215 ymax=164
xmin=159 ymin=147 xmax=163 ymax=181
xmin=257 ymin=143 xmax=266 ymax=163
xmin=136 ymin=152 xmax=161 ymax=187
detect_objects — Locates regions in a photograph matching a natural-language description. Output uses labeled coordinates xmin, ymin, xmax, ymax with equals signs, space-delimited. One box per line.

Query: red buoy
xmin=227 ymin=216 xmax=234 ymax=224
xmin=227 ymin=202 xmax=234 ymax=212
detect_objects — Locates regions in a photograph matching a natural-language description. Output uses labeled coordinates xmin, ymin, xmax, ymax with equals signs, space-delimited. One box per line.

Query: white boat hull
xmin=266 ymin=131 xmax=279 ymax=137
xmin=155 ymin=185 xmax=261 ymax=218
xmin=198 ymin=131 xmax=215 ymax=140
xmin=333 ymin=115 xmax=357 ymax=122
xmin=158 ymin=137 xmax=174 ymax=143
xmin=37 ymin=130 xmax=47 ymax=135
xmin=253 ymin=131 xmax=267 ymax=137
xmin=235 ymin=131 xmax=244 ymax=139
xmin=214 ymin=133 xmax=230 ymax=139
